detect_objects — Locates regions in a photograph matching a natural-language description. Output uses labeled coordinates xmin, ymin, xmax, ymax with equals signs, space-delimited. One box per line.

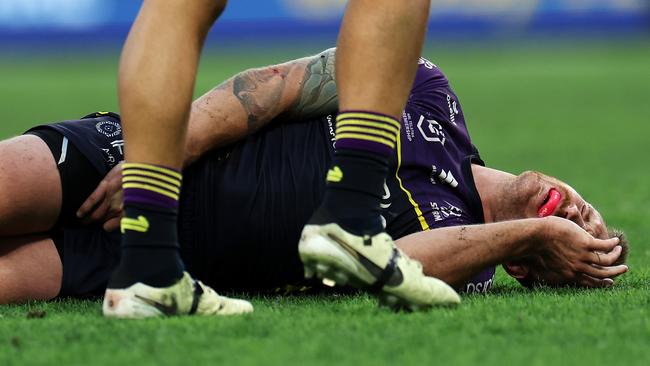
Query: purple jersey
xmin=380 ymin=58 xmax=494 ymax=294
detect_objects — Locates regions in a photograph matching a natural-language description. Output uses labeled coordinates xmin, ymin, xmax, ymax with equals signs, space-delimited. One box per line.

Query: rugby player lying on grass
xmin=0 ymin=48 xmax=628 ymax=305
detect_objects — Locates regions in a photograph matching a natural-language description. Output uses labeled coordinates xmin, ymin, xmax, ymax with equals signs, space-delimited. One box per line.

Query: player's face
xmin=515 ymin=171 xmax=607 ymax=239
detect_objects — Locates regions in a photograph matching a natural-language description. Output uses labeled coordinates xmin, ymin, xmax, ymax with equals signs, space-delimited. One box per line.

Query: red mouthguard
xmin=538 ymin=188 xmax=562 ymax=218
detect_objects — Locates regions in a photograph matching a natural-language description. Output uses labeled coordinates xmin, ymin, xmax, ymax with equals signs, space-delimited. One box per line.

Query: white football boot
xmin=103 ymin=272 xmax=253 ymax=319
xmin=299 ymin=223 xmax=461 ymax=311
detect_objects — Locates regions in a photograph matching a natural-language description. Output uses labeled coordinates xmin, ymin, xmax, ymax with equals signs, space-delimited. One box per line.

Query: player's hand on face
xmin=76 ymin=162 xmax=124 ymax=232
xmin=534 ymin=216 xmax=628 ymax=288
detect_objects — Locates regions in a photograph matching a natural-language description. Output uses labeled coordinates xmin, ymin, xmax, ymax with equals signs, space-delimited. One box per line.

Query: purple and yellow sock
xmin=122 ymin=162 xmax=182 ymax=211
xmin=317 ymin=111 xmax=401 ymax=235
xmin=334 ymin=110 xmax=400 ymax=157
xmin=108 ymin=162 xmax=185 ymax=288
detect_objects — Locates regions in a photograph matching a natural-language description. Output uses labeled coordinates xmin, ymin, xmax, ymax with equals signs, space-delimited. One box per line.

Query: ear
xmin=503 ymin=262 xmax=530 ymax=279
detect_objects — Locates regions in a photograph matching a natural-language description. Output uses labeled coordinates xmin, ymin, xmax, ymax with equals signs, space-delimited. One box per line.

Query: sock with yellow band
xmin=107 ymin=163 xmax=185 ymax=289
xmin=313 ymin=110 xmax=399 ymax=235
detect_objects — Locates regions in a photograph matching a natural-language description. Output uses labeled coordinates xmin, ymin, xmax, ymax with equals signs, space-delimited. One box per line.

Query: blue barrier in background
xmin=0 ymin=0 xmax=648 ymax=48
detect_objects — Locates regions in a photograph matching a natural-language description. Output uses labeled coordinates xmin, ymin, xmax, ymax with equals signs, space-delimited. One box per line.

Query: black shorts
xmin=52 ymin=229 xmax=121 ymax=297
xmin=24 ymin=112 xmax=125 ymax=297
xmin=26 ymin=128 xmax=102 ymax=228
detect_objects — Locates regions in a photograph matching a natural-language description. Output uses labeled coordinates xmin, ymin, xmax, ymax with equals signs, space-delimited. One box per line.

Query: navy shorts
xmin=25 ymin=112 xmax=125 ymax=296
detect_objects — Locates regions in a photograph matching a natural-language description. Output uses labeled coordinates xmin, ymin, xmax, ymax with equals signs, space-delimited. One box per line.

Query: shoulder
xmin=413 ymin=57 xmax=451 ymax=91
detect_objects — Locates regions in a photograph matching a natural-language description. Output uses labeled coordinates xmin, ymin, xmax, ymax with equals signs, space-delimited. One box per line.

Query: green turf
xmin=1 ymin=41 xmax=649 ymax=365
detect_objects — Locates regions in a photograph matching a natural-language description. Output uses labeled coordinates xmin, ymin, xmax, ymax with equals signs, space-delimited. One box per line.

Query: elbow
xmin=183 ymin=138 xmax=201 ymax=167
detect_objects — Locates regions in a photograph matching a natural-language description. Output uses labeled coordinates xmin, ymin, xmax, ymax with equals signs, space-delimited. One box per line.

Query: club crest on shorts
xmin=95 ymin=120 xmax=122 ymax=138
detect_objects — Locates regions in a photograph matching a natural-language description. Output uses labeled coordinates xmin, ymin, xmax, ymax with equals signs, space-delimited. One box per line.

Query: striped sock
xmin=122 ymin=162 xmax=182 ymax=210
xmin=108 ymin=162 xmax=185 ymax=288
xmin=334 ymin=111 xmax=400 ymax=157
xmin=314 ymin=111 xmax=400 ymax=235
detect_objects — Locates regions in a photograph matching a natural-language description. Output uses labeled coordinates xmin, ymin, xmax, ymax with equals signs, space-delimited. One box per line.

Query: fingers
xmin=590 ymin=245 xmax=622 ymax=266
xmin=87 ymin=200 xmax=111 ymax=224
xmin=587 ymin=236 xmax=620 ymax=252
xmin=103 ymin=215 xmax=122 ymax=232
xmin=580 ymin=262 xmax=628 ymax=280
xmin=76 ymin=180 xmax=108 ymax=218
xmin=577 ymin=274 xmax=614 ymax=288
xmin=78 ymin=162 xmax=123 ymax=219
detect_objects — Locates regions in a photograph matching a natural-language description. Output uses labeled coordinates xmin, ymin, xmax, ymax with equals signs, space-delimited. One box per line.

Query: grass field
xmin=1 ymin=40 xmax=649 ymax=365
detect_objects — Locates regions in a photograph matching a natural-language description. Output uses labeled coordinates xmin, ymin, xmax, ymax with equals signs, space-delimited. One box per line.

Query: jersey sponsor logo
xmin=102 ymin=148 xmax=117 ymax=165
xmin=429 ymin=165 xmax=460 ymax=188
xmin=121 ymin=215 xmax=150 ymax=234
xmin=442 ymin=201 xmax=463 ymax=218
xmin=465 ymin=278 xmax=493 ymax=294
xmin=430 ymin=202 xmax=445 ymax=222
xmin=418 ymin=57 xmax=437 ymax=70
xmin=429 ymin=165 xmax=438 ymax=185
xmin=326 ymin=114 xmax=336 ymax=148
xmin=326 ymin=166 xmax=343 ymax=183
xmin=111 ymin=139 xmax=124 ymax=155
xmin=416 ymin=115 xmax=446 ymax=145
xmin=95 ymin=120 xmax=122 ymax=138
xmin=401 ymin=112 xmax=415 ymax=142
xmin=430 ymin=201 xmax=463 ymax=222
xmin=446 ymin=94 xmax=459 ymax=126
xmin=438 ymin=170 xmax=459 ymax=188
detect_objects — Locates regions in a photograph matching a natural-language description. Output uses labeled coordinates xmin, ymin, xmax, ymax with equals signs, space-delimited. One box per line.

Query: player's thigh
xmin=0 ymin=135 xmax=61 ymax=236
xmin=0 ymin=235 xmax=62 ymax=304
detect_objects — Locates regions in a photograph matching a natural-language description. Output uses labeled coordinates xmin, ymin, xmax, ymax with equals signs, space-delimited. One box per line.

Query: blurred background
xmin=0 ymin=0 xmax=647 ymax=126
xmin=0 ymin=1 xmax=648 ymax=259
xmin=0 ymin=0 xmax=648 ymax=44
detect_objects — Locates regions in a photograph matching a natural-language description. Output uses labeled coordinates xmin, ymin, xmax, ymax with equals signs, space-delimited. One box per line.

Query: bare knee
xmin=199 ymin=0 xmax=228 ymax=32
xmin=194 ymin=0 xmax=228 ymax=25
xmin=143 ymin=0 xmax=227 ymax=33
xmin=212 ymin=0 xmax=228 ymax=18
xmin=0 ymin=236 xmax=62 ymax=304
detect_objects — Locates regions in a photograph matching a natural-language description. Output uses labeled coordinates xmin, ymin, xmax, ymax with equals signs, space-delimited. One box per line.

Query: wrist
xmin=512 ymin=218 xmax=551 ymax=258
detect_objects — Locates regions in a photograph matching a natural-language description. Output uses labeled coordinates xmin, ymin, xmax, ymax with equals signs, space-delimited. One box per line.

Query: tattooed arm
xmin=76 ymin=49 xmax=338 ymax=229
xmin=185 ymin=48 xmax=338 ymax=166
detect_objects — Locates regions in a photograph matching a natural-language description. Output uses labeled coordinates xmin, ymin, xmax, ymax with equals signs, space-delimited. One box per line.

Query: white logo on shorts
xmin=96 ymin=120 xmax=122 ymax=138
